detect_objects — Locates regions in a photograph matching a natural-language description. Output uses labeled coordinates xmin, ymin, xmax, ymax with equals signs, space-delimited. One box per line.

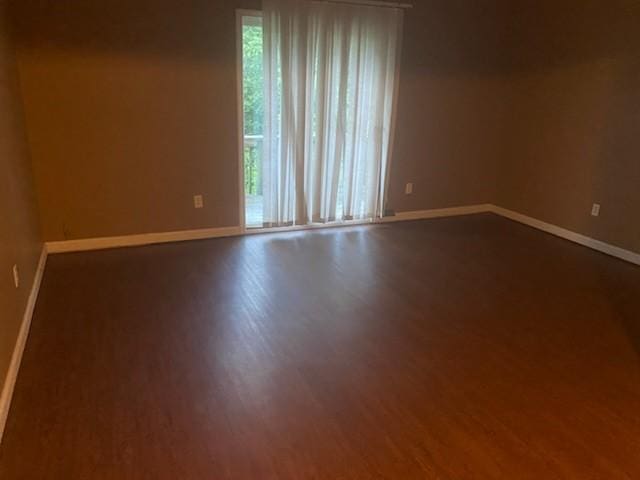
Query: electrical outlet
xmin=591 ymin=203 xmax=601 ymax=217
xmin=405 ymin=183 xmax=413 ymax=195
xmin=193 ymin=195 xmax=204 ymax=209
xmin=12 ymin=264 xmax=19 ymax=288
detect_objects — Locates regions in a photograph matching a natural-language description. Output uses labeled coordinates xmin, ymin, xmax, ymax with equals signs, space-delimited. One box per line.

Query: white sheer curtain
xmin=262 ymin=0 xmax=403 ymax=227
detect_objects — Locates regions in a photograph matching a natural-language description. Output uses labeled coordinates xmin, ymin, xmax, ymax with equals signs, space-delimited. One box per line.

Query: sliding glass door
xmin=239 ymin=3 xmax=402 ymax=230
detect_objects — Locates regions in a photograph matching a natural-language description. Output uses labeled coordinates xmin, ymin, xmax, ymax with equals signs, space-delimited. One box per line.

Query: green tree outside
xmin=243 ymin=24 xmax=263 ymax=196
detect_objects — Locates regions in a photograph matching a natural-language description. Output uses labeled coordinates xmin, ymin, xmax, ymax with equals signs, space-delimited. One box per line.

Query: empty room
xmin=1 ymin=0 xmax=640 ymax=478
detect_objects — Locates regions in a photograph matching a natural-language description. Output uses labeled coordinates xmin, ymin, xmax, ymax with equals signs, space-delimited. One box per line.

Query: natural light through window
xmin=240 ymin=1 xmax=403 ymax=229
xmin=242 ymin=14 xmax=265 ymax=228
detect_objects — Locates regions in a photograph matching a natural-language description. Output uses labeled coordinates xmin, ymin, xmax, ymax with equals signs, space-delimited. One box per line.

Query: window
xmin=239 ymin=1 xmax=403 ymax=229
xmin=241 ymin=13 xmax=265 ymax=227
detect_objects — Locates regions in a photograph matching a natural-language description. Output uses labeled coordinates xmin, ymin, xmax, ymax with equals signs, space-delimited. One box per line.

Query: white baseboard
xmin=0 ymin=205 xmax=635 ymax=446
xmin=0 ymin=246 xmax=47 ymax=444
xmin=388 ymin=204 xmax=493 ymax=221
xmin=489 ymin=205 xmax=640 ymax=266
xmin=43 ymin=204 xmax=640 ymax=267
xmin=46 ymin=226 xmax=243 ymax=254
xmin=1 ymin=205 xmax=631 ymax=448
xmin=44 ymin=207 xmax=494 ymax=253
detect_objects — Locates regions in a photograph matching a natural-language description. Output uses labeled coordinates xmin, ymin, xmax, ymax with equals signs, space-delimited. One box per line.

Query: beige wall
xmin=0 ymin=1 xmax=42 ymax=390
xmin=388 ymin=1 xmax=508 ymax=213
xmin=14 ymin=0 xmax=638 ymax=254
xmin=10 ymin=0 xmax=506 ymax=240
xmin=497 ymin=0 xmax=640 ymax=253
xmin=11 ymin=0 xmax=259 ymax=240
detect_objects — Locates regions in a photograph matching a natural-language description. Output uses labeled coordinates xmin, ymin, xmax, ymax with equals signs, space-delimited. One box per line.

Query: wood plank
xmin=1 ymin=213 xmax=639 ymax=479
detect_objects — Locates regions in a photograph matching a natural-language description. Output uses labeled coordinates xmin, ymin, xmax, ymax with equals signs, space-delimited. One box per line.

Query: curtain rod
xmin=314 ymin=0 xmax=412 ymax=9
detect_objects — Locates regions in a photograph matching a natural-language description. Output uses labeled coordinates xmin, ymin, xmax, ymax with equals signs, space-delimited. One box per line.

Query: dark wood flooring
xmin=1 ymin=213 xmax=640 ymax=479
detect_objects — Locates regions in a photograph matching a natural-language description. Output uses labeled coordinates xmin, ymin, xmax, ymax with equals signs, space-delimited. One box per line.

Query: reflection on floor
xmin=2 ymin=214 xmax=640 ymax=478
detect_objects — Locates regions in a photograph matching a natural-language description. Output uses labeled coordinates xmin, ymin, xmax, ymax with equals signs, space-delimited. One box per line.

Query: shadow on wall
xmin=12 ymin=0 xmax=508 ymax=73
xmin=10 ymin=0 xmax=512 ymax=240
xmin=387 ymin=0 xmax=511 ymax=213
xmin=10 ymin=0 xmax=639 ymax=248
xmin=10 ymin=0 xmax=260 ymax=60
xmin=505 ymin=0 xmax=640 ymax=72
xmin=590 ymin=55 xmax=640 ymax=251
xmin=9 ymin=0 xmax=262 ymax=241
xmin=400 ymin=0 xmax=511 ymax=75
xmin=498 ymin=0 xmax=640 ymax=253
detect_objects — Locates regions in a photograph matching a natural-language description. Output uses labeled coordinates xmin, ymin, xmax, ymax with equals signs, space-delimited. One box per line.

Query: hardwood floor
xmin=1 ymin=213 xmax=640 ymax=479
